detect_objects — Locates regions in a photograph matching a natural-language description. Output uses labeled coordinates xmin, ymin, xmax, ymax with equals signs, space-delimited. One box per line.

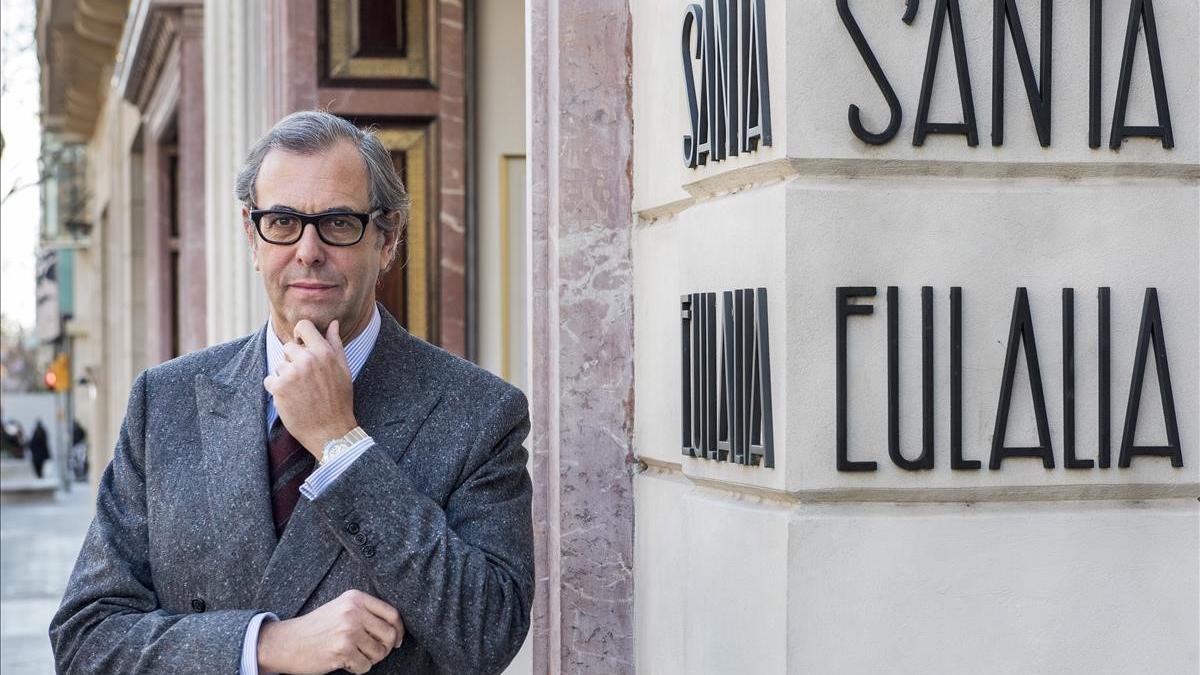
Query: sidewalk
xmin=0 ymin=482 xmax=93 ymax=674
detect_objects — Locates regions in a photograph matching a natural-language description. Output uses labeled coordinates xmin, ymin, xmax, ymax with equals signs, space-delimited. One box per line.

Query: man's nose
xmin=294 ymin=223 xmax=326 ymax=266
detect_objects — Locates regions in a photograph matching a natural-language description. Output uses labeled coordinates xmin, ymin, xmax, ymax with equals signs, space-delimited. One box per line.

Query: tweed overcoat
xmin=50 ymin=308 xmax=534 ymax=674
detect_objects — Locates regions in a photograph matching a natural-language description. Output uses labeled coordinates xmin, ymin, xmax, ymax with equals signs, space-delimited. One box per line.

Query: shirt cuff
xmin=299 ymin=437 xmax=374 ymax=500
xmin=240 ymin=611 xmax=279 ymax=675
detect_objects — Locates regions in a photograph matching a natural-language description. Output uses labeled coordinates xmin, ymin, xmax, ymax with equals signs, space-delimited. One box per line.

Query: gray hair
xmin=234 ymin=110 xmax=409 ymax=261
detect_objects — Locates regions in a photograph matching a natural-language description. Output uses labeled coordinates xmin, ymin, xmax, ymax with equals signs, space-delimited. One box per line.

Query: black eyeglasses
xmin=248 ymin=207 xmax=384 ymax=246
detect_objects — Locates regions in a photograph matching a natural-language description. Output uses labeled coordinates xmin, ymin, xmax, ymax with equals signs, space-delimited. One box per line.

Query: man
xmin=50 ymin=111 xmax=534 ymax=674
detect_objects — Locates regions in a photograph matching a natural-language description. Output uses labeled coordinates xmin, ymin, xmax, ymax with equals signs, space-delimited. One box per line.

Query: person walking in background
xmin=71 ymin=420 xmax=89 ymax=481
xmin=29 ymin=420 xmax=49 ymax=479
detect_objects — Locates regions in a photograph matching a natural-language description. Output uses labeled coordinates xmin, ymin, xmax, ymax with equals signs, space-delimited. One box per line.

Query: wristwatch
xmin=321 ymin=426 xmax=369 ymax=466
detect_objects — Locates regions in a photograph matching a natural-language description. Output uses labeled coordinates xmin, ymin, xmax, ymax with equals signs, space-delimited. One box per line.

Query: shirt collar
xmin=265 ymin=305 xmax=381 ymax=384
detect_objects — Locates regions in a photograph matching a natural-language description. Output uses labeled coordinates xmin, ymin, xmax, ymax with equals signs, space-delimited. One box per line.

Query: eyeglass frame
xmin=247 ymin=206 xmax=387 ymax=247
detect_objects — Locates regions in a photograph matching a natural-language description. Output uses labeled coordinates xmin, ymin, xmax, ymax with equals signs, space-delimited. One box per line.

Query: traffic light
xmin=44 ymin=353 xmax=69 ymax=393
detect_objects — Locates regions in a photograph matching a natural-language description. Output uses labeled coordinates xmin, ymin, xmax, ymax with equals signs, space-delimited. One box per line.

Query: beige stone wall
xmin=632 ymin=1 xmax=1198 ymax=673
xmin=78 ymin=84 xmax=148 ymax=479
xmin=475 ymin=0 xmax=528 ymax=393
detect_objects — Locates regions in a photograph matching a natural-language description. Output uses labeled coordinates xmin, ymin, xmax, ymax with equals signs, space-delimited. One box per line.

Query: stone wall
xmin=631 ymin=0 xmax=1198 ymax=672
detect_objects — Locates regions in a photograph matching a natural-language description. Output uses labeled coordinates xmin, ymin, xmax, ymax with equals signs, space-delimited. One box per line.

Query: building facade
xmin=627 ymin=0 xmax=1197 ymax=673
xmin=37 ymin=0 xmax=542 ymax=670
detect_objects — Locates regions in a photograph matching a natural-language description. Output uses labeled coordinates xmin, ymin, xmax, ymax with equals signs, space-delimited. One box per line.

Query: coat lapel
xmin=194 ymin=327 xmax=276 ymax=600
xmin=350 ymin=310 xmax=445 ymax=464
xmin=253 ymin=308 xmax=444 ymax=618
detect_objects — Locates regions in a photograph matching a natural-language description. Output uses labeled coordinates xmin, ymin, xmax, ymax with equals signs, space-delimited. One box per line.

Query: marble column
xmin=142 ymin=129 xmax=171 ymax=364
xmin=264 ymin=0 xmax=318 ymax=120
xmin=437 ymin=0 xmax=468 ymax=356
xmin=204 ymin=0 xmax=270 ymax=343
xmin=527 ymin=0 xmax=636 ymax=672
xmin=177 ymin=6 xmax=207 ymax=353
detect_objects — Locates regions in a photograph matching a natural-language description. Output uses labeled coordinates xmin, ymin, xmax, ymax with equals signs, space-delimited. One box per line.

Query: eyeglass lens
xmin=260 ymin=212 xmax=364 ymax=245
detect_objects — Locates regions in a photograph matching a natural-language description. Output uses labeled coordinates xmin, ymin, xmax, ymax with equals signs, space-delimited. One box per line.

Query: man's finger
xmin=282 ymin=341 xmax=305 ymax=362
xmin=262 ymin=374 xmax=277 ymax=394
xmin=345 ymin=649 xmax=373 ymax=675
xmin=272 ymin=361 xmax=294 ymax=379
xmin=353 ymin=627 xmax=389 ymax=665
xmin=358 ymin=611 xmax=397 ymax=654
xmin=293 ymin=320 xmax=326 ymax=350
xmin=358 ymin=594 xmax=402 ymax=630
xmin=292 ymin=319 xmax=314 ymax=344
xmin=326 ymin=319 xmax=345 ymax=353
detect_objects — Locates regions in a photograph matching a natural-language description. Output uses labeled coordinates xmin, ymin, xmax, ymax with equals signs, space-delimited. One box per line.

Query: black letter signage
xmin=837 ymin=0 xmax=906 ymax=145
xmin=822 ymin=0 xmax=1179 ymax=151
xmin=887 ymin=287 xmax=936 ymax=470
xmin=680 ymin=0 xmax=772 ymax=168
xmin=950 ymin=287 xmax=981 ymax=469
xmin=682 ymin=5 xmax=708 ymax=168
xmin=836 ymin=287 xmax=879 ymax=471
xmin=741 ymin=0 xmax=772 ymax=152
xmin=1109 ymin=0 xmax=1174 ymax=149
xmin=682 ymin=289 xmax=775 ymax=468
xmin=990 ymin=288 xmax=1055 ymax=469
xmin=992 ymin=0 xmax=1052 ymax=147
xmin=829 ymin=286 xmax=1182 ymax=473
xmin=913 ymin=0 xmax=979 ymax=146
xmin=1118 ymin=288 xmax=1183 ymax=467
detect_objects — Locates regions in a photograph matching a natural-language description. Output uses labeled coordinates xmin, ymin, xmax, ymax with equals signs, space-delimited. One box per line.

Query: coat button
xmin=191 ymin=598 xmax=206 ymax=612
xmin=346 ymin=521 xmax=361 ymax=535
xmin=361 ymin=545 xmax=376 ymax=558
xmin=353 ymin=533 xmax=367 ymax=546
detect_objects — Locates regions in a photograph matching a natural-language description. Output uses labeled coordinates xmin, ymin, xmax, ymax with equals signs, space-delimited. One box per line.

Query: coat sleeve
xmin=49 ymin=372 xmax=259 ymax=674
xmin=307 ymin=386 xmax=535 ymax=675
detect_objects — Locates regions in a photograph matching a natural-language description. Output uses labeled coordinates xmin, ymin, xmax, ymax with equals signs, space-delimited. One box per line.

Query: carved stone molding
xmin=118 ymin=0 xmax=203 ymax=112
xmin=37 ymin=0 xmax=130 ymax=138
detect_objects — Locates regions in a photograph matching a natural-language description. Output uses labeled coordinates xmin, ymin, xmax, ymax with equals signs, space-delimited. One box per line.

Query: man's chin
xmin=280 ymin=300 xmax=370 ymax=340
xmin=283 ymin=307 xmax=339 ymax=335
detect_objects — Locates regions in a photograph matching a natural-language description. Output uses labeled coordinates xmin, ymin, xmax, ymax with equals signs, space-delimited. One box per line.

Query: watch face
xmin=323 ymin=428 xmax=366 ymax=464
xmin=323 ymin=441 xmax=346 ymax=463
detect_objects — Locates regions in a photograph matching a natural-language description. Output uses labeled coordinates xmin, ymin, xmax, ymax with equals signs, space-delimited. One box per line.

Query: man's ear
xmin=377 ymin=211 xmax=402 ymax=256
xmin=242 ymin=207 xmax=260 ymax=270
xmin=371 ymin=215 xmax=400 ymax=276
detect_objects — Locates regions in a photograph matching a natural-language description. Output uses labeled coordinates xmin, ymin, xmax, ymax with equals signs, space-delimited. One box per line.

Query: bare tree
xmin=0 ymin=314 xmax=41 ymax=391
xmin=0 ymin=0 xmax=37 ymax=98
xmin=1 ymin=0 xmax=44 ymax=197
xmin=1 ymin=144 xmax=82 ymax=206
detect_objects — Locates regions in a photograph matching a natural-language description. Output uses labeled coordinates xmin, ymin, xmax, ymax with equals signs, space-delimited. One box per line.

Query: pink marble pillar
xmin=437 ymin=0 xmax=467 ymax=357
xmin=177 ymin=7 xmax=207 ymax=354
xmin=527 ymin=0 xmax=636 ymax=672
xmin=141 ymin=138 xmax=172 ymax=364
xmin=265 ymin=0 xmax=318 ymax=120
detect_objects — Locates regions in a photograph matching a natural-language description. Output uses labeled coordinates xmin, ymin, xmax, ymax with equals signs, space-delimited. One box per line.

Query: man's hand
xmin=257 ymin=590 xmax=405 ymax=675
xmin=264 ymin=319 xmax=357 ymax=457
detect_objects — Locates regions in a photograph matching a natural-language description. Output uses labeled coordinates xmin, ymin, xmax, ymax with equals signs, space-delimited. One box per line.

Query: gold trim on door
xmin=376 ymin=126 xmax=429 ymax=340
xmin=326 ymin=0 xmax=434 ymax=84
